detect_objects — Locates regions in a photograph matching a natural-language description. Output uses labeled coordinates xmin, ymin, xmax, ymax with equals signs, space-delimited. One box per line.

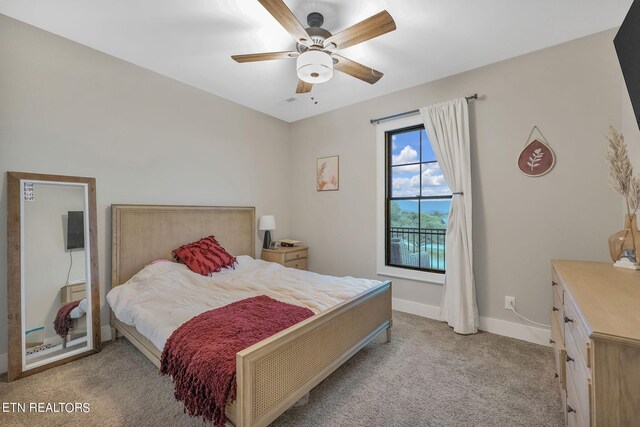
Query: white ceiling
xmin=0 ymin=0 xmax=634 ymax=122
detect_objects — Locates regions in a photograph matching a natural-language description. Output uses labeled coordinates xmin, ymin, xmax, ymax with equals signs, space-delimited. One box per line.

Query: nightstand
xmin=262 ymin=246 xmax=308 ymax=270
xmin=60 ymin=282 xmax=86 ymax=304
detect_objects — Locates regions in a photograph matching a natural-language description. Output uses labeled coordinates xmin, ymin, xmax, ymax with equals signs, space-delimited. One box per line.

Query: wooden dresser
xmin=551 ymin=260 xmax=640 ymax=426
xmin=262 ymin=246 xmax=308 ymax=270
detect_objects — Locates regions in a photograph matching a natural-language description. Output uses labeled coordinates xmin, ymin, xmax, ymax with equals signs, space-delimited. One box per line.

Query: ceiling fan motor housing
xmin=297 ymin=12 xmax=333 ymax=52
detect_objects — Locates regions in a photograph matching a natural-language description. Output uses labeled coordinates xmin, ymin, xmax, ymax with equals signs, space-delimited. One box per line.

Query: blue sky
xmin=391 ymin=129 xmax=451 ymax=197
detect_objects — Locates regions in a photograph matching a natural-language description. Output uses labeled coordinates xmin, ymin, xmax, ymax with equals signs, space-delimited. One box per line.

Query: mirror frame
xmin=7 ymin=171 xmax=101 ymax=381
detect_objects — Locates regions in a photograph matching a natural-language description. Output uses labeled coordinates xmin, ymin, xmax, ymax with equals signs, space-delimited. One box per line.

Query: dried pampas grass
xmin=630 ymin=175 xmax=640 ymax=213
xmin=606 ymin=125 xmax=640 ymax=214
xmin=606 ymin=126 xmax=633 ymax=197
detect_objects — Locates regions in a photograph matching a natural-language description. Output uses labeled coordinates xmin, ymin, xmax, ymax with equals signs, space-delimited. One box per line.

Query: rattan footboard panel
xmin=236 ymin=281 xmax=392 ymax=427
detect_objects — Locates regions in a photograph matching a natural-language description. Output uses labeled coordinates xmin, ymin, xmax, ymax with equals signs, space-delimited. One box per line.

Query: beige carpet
xmin=0 ymin=312 xmax=563 ymax=426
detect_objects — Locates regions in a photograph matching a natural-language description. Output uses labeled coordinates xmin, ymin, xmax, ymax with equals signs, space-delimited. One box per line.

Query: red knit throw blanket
xmin=160 ymin=295 xmax=314 ymax=427
xmin=53 ymin=300 xmax=81 ymax=337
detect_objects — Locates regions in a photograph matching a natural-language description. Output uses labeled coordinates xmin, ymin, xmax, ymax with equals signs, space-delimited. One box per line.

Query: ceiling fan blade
xmin=296 ymin=79 xmax=313 ymax=94
xmin=332 ymin=54 xmax=383 ymax=84
xmin=232 ymin=51 xmax=299 ymax=63
xmin=258 ymin=0 xmax=312 ymax=46
xmin=324 ymin=10 xmax=396 ymax=50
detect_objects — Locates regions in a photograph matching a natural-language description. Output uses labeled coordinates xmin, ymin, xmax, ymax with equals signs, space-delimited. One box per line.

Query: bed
xmin=109 ymin=204 xmax=392 ymax=427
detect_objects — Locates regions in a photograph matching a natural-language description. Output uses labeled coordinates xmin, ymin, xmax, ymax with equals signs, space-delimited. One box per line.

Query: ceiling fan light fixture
xmin=296 ymin=50 xmax=333 ymax=84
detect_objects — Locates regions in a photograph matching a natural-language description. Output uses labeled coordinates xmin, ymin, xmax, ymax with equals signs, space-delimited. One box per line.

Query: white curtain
xmin=420 ymin=98 xmax=478 ymax=334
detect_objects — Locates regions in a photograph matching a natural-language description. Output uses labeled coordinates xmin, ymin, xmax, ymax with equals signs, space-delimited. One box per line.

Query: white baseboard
xmin=101 ymin=325 xmax=112 ymax=342
xmin=392 ymin=297 xmax=442 ymax=319
xmin=392 ymin=297 xmax=550 ymax=347
xmin=0 ymin=325 xmax=114 ymax=374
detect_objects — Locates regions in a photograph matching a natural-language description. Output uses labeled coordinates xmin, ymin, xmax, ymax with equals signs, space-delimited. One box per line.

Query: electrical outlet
xmin=505 ymin=296 xmax=516 ymax=310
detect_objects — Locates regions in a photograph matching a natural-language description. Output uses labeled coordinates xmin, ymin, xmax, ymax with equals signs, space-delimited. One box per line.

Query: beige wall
xmin=289 ymin=29 xmax=634 ymax=325
xmin=0 ymin=15 xmax=292 ymax=356
xmin=622 ymin=85 xmax=640 ymax=170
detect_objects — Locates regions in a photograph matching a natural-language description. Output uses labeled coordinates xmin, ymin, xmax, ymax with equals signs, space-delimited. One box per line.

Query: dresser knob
xmin=552 ymin=306 xmax=559 ymax=312
xmin=566 ymin=354 xmax=574 ymax=363
xmin=567 ymin=405 xmax=576 ymax=414
xmin=564 ymin=315 xmax=573 ymax=323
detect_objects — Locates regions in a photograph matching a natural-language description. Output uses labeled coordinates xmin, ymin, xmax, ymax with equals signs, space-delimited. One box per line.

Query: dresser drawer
xmin=566 ymin=369 xmax=588 ymax=427
xmin=284 ymin=249 xmax=308 ymax=262
xmin=552 ymin=271 xmax=565 ymax=343
xmin=552 ymin=287 xmax=564 ymax=343
xmin=551 ymin=314 xmax=566 ymax=390
xmin=284 ymin=258 xmax=307 ymax=270
xmin=555 ymin=347 xmax=567 ymax=391
xmin=564 ymin=293 xmax=591 ymax=370
xmin=566 ymin=357 xmax=591 ymax=427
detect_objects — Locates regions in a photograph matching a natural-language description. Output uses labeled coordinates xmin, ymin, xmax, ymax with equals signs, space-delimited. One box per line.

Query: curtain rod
xmin=369 ymin=93 xmax=478 ymax=125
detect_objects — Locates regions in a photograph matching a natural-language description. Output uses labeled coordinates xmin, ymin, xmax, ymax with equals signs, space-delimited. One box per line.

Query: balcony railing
xmin=389 ymin=227 xmax=446 ymax=272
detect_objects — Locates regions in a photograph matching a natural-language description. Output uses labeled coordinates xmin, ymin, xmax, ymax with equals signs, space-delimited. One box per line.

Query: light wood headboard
xmin=111 ymin=205 xmax=255 ymax=287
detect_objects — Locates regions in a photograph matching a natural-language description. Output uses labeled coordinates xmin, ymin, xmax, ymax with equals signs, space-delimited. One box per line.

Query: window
xmin=385 ymin=125 xmax=452 ymax=273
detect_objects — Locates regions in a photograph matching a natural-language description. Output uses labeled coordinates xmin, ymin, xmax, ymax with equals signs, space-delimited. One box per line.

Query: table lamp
xmin=259 ymin=215 xmax=276 ymax=249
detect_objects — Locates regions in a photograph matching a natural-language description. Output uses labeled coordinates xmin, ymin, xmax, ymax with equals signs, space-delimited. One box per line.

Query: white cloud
xmin=394 ymin=164 xmax=420 ymax=173
xmin=392 ymin=176 xmax=419 ymax=197
xmin=392 ymin=145 xmax=418 ymax=165
xmin=392 ymin=162 xmax=451 ymax=197
xmin=422 ymin=186 xmax=452 ymax=196
xmin=422 ymin=163 xmax=447 ymax=186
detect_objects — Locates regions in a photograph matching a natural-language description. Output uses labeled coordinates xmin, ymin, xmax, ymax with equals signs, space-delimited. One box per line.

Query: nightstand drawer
xmin=284 ymin=258 xmax=307 ymax=270
xmin=61 ymin=283 xmax=86 ymax=304
xmin=262 ymin=246 xmax=308 ymax=271
xmin=285 ymin=249 xmax=308 ymax=262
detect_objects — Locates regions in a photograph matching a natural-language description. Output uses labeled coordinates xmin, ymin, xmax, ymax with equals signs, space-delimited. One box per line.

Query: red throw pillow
xmin=172 ymin=236 xmax=237 ymax=276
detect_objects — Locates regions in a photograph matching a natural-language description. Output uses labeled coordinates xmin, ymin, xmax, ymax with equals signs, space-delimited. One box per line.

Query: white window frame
xmin=376 ymin=115 xmax=445 ymax=285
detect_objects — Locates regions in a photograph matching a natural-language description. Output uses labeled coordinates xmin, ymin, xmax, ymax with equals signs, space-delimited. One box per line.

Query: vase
xmin=608 ymin=214 xmax=640 ymax=262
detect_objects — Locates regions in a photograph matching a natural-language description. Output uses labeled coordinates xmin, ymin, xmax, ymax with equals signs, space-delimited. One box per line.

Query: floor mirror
xmin=7 ymin=172 xmax=100 ymax=381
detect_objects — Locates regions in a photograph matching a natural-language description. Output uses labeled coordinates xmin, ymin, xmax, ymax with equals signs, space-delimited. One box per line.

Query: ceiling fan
xmin=232 ymin=0 xmax=396 ymax=94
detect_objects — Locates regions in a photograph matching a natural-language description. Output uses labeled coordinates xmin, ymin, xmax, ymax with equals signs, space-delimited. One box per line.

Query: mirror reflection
xmin=22 ymin=181 xmax=92 ymax=366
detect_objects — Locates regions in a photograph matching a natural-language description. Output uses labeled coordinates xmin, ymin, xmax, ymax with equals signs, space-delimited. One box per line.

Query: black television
xmin=615 ymin=0 xmax=640 ymax=130
xmin=66 ymin=211 xmax=85 ymax=250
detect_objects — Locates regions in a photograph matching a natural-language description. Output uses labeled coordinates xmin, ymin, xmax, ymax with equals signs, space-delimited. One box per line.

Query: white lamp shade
xmin=259 ymin=215 xmax=276 ymax=231
xmin=296 ymin=50 xmax=333 ymax=84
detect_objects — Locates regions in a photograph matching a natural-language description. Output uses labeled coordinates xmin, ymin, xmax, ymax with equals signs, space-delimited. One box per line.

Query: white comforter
xmin=107 ymin=256 xmax=380 ymax=351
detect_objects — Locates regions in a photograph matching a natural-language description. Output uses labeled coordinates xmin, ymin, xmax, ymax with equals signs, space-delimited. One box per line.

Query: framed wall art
xmin=317 ymin=156 xmax=339 ymax=191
